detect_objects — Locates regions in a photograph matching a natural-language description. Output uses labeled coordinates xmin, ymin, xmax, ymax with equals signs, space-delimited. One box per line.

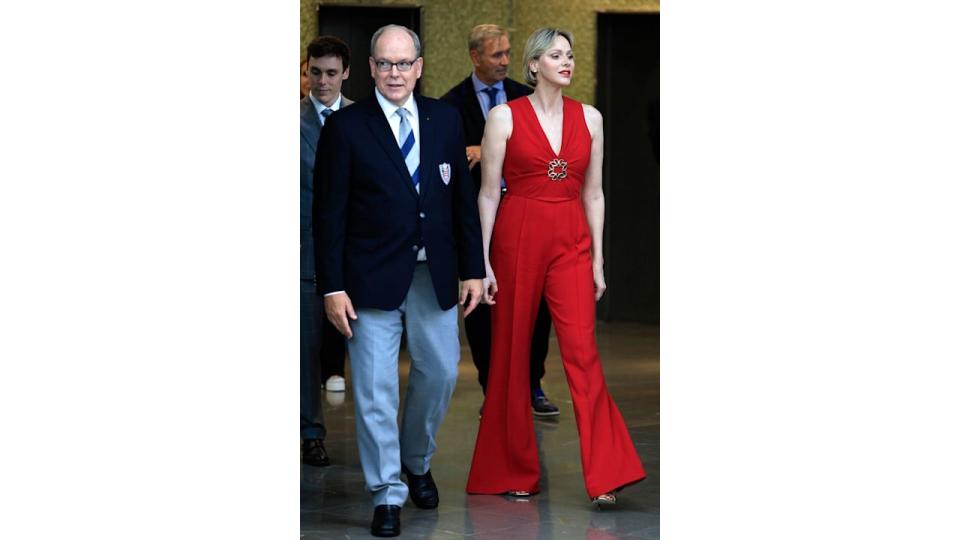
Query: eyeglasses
xmin=374 ymin=59 xmax=417 ymax=72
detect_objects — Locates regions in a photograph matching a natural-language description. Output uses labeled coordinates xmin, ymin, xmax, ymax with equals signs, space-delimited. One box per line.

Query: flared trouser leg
xmin=542 ymin=206 xmax=645 ymax=498
xmin=466 ymin=196 xmax=645 ymax=499
xmin=467 ymin=197 xmax=546 ymax=494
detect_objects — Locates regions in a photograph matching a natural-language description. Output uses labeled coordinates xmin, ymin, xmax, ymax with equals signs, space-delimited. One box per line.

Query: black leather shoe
xmin=402 ymin=466 xmax=439 ymax=509
xmin=532 ymin=394 xmax=560 ymax=417
xmin=301 ymin=438 xmax=330 ymax=467
xmin=371 ymin=505 xmax=401 ymax=537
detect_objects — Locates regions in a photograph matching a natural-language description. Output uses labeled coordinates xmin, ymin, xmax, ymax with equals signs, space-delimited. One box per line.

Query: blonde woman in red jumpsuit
xmin=465 ymin=28 xmax=646 ymax=505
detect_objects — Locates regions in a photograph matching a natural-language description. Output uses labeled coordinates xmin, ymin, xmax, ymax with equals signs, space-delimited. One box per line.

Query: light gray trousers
xmin=347 ymin=263 xmax=461 ymax=506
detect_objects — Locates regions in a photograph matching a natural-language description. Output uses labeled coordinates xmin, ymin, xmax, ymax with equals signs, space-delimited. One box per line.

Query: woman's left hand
xmin=593 ymin=261 xmax=606 ymax=301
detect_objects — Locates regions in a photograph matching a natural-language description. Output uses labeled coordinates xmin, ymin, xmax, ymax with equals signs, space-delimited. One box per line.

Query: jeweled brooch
xmin=547 ymin=159 xmax=568 ymax=181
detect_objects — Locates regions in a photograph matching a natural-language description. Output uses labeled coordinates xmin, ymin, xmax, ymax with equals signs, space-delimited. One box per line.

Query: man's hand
xmin=465 ymin=145 xmax=481 ymax=170
xmin=324 ymin=292 xmax=358 ymax=339
xmin=459 ymin=278 xmax=484 ymax=317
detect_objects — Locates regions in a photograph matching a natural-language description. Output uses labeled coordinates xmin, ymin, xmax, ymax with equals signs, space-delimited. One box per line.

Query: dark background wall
xmin=596 ymin=12 xmax=660 ymax=323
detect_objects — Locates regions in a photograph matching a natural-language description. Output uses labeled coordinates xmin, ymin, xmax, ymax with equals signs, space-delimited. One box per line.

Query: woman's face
xmin=533 ymin=35 xmax=574 ymax=87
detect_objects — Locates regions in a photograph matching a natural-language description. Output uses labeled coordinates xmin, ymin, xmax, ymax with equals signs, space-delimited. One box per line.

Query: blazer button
xmin=419 ymin=212 xmax=425 ymax=218
xmin=412 ymin=245 xmax=419 ymax=251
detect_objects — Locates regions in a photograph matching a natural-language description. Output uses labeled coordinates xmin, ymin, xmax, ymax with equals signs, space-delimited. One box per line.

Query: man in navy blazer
xmin=300 ymin=35 xmax=353 ymax=468
xmin=440 ymin=24 xmax=559 ymax=418
xmin=314 ymin=25 xmax=484 ymax=537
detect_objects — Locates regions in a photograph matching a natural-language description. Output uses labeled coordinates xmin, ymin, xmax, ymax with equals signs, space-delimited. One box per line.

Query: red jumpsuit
xmin=466 ymin=96 xmax=646 ymax=499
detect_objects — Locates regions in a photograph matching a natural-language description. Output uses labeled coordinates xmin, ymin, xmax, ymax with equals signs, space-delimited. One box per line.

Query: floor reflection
xmin=301 ymin=322 xmax=659 ymax=539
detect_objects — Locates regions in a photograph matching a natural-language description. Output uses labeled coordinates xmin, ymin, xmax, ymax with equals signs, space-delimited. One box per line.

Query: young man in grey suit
xmin=315 ymin=25 xmax=484 ymax=537
xmin=300 ymin=35 xmax=353 ymax=468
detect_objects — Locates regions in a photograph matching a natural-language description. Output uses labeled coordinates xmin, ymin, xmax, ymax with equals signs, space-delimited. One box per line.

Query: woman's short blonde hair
xmin=521 ymin=28 xmax=574 ymax=86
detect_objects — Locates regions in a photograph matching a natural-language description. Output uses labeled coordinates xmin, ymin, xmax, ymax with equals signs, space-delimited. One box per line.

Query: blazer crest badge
xmin=439 ymin=162 xmax=452 ymax=185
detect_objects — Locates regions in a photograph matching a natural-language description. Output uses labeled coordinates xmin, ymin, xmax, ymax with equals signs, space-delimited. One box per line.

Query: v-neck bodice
xmin=527 ymin=96 xmax=565 ymax=157
xmin=503 ymin=96 xmax=591 ymax=201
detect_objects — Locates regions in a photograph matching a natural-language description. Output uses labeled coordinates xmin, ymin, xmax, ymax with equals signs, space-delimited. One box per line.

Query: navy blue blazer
xmin=313 ymin=94 xmax=485 ymax=311
xmin=440 ymin=76 xmax=533 ymax=193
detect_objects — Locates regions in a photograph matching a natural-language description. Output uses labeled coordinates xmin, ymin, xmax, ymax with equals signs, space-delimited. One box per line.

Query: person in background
xmin=440 ymin=23 xmax=559 ymax=419
xmin=304 ymin=46 xmax=350 ymax=395
xmin=300 ymin=35 xmax=353 ymax=467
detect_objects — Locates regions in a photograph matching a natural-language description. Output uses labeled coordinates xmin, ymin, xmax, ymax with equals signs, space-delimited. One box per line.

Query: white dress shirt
xmin=309 ymin=93 xmax=342 ymax=125
xmin=374 ymin=89 xmax=426 ymax=261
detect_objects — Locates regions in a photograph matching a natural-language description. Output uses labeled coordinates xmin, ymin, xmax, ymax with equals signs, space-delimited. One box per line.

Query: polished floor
xmin=301 ymin=322 xmax=659 ymax=539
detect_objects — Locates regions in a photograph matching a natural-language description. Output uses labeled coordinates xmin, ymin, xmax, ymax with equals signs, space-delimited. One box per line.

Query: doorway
xmin=596 ymin=12 xmax=660 ymax=323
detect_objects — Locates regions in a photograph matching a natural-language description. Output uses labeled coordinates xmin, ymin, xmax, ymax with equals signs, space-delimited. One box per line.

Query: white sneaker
xmin=325 ymin=375 xmax=346 ymax=392
xmin=325 ymin=390 xmax=345 ymax=408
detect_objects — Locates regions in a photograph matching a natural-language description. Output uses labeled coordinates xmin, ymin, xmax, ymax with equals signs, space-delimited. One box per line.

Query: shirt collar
xmin=309 ymin=92 xmax=342 ymax=117
xmin=471 ymin=73 xmax=504 ymax=94
xmin=374 ymin=88 xmax=417 ymax=118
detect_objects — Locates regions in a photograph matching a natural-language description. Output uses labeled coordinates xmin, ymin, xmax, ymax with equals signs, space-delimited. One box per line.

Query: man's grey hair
xmin=370 ymin=24 xmax=422 ymax=58
xmin=521 ymin=28 xmax=574 ymax=86
xmin=468 ymin=24 xmax=507 ymax=54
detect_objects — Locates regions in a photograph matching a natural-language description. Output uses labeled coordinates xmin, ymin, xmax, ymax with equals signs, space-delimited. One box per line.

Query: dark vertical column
xmin=596 ymin=13 xmax=660 ymax=323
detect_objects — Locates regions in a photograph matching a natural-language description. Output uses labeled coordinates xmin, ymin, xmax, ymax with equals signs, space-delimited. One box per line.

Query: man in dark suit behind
xmin=315 ymin=24 xmax=484 ymax=537
xmin=300 ymin=35 xmax=353 ymax=468
xmin=440 ymin=24 xmax=559 ymax=418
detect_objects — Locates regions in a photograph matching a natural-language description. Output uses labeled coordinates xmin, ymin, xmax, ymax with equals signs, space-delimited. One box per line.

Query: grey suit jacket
xmin=301 ymin=94 xmax=353 ymax=280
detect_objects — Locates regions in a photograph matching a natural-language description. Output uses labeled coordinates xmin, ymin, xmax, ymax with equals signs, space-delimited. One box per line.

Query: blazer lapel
xmin=416 ymin=95 xmax=435 ymax=200
xmin=363 ymin=99 xmax=419 ymax=199
xmin=301 ymin=96 xmax=321 ymax=151
xmin=462 ymin=77 xmax=486 ymax=128
xmin=504 ymin=78 xmax=529 ymax=100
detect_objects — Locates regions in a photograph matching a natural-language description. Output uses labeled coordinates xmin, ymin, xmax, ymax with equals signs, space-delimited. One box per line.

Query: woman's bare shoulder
xmin=488 ymin=103 xmax=514 ymax=124
xmin=581 ymin=103 xmax=603 ymax=127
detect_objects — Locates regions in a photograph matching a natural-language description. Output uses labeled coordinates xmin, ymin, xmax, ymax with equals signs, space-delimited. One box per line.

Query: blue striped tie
xmin=320 ymin=107 xmax=332 ymax=125
xmin=397 ymin=108 xmax=420 ymax=188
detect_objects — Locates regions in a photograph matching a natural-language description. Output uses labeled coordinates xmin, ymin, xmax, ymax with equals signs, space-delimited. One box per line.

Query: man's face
xmin=471 ymin=35 xmax=511 ymax=85
xmin=369 ymin=29 xmax=423 ymax=106
xmin=308 ymin=54 xmax=350 ymax=107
